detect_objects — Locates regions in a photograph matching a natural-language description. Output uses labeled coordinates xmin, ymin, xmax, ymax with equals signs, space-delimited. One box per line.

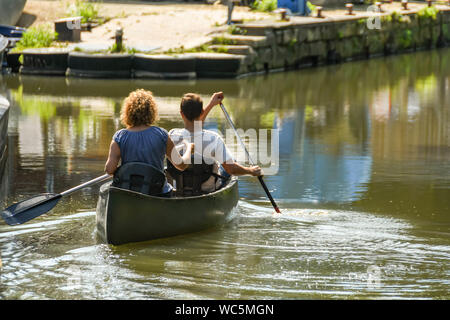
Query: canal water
xmin=0 ymin=48 xmax=449 ymax=299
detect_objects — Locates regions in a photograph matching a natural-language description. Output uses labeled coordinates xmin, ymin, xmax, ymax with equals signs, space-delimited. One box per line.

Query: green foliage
xmin=126 ymin=47 xmax=138 ymax=55
xmin=307 ymin=1 xmax=317 ymax=14
xmin=14 ymin=25 xmax=58 ymax=51
xmin=164 ymin=44 xmax=213 ymax=55
xmin=382 ymin=15 xmax=392 ymax=23
xmin=12 ymin=86 xmax=57 ymax=120
xmin=212 ymin=36 xmax=237 ymax=45
xmin=108 ymin=42 xmax=125 ymax=53
xmin=67 ymin=0 xmax=104 ymax=24
xmin=107 ymin=43 xmax=139 ymax=54
xmin=390 ymin=11 xmax=402 ymax=22
xmin=251 ymin=0 xmax=277 ymax=12
xmin=389 ymin=11 xmax=411 ymax=24
xmin=398 ymin=29 xmax=413 ymax=49
xmin=215 ymin=46 xmax=229 ymax=53
xmin=228 ymin=25 xmax=247 ymax=35
xmin=288 ymin=38 xmax=298 ymax=48
xmin=417 ymin=6 xmax=439 ymax=21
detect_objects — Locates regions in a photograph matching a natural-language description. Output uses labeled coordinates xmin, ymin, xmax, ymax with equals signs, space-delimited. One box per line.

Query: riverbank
xmin=8 ymin=1 xmax=450 ymax=79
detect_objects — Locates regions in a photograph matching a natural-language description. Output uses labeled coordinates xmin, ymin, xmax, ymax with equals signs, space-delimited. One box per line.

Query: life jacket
xmin=166 ymin=155 xmax=227 ymax=196
xmin=112 ymin=162 xmax=167 ymax=196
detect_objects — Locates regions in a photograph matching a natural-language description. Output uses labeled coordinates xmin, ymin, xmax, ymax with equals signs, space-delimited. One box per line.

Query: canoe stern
xmin=96 ymin=178 xmax=239 ymax=245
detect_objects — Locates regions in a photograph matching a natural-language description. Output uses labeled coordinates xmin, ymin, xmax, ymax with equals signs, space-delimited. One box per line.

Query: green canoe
xmin=96 ymin=177 xmax=239 ymax=245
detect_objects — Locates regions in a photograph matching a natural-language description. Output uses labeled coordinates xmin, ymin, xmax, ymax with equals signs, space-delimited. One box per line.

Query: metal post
xmin=115 ymin=27 xmax=123 ymax=50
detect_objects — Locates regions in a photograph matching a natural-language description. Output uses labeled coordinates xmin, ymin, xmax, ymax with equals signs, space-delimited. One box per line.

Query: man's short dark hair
xmin=181 ymin=93 xmax=203 ymax=121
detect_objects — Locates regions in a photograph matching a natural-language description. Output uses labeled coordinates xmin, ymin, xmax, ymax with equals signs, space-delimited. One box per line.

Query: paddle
xmin=1 ymin=174 xmax=112 ymax=226
xmin=220 ymin=103 xmax=281 ymax=214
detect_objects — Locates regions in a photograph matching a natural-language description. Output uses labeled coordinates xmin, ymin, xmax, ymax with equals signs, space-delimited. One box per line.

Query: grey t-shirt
xmin=169 ymin=128 xmax=234 ymax=165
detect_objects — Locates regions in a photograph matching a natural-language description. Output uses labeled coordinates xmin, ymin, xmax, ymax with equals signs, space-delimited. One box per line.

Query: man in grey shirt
xmin=168 ymin=92 xmax=262 ymax=193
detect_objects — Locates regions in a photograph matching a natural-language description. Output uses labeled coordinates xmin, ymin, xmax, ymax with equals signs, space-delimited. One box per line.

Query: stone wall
xmin=212 ymin=7 xmax=450 ymax=76
xmin=8 ymin=6 xmax=450 ymax=79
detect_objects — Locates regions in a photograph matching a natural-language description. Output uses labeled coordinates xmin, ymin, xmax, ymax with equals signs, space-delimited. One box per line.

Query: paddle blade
xmin=1 ymin=193 xmax=62 ymax=226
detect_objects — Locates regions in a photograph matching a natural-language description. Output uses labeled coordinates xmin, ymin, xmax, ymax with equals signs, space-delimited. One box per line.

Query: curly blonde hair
xmin=120 ymin=89 xmax=158 ymax=127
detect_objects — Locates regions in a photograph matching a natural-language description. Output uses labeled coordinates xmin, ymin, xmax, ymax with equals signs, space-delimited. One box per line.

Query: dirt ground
xmin=19 ymin=0 xmax=274 ymax=52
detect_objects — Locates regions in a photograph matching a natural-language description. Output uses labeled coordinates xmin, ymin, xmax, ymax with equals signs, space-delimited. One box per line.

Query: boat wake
xmin=0 ymin=211 xmax=95 ymax=239
xmin=239 ymin=200 xmax=332 ymax=219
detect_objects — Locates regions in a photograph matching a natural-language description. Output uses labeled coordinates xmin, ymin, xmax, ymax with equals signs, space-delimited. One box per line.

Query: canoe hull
xmin=96 ymin=178 xmax=239 ymax=245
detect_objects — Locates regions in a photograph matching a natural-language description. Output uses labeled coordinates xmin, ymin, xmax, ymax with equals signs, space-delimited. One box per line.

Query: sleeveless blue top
xmin=113 ymin=126 xmax=172 ymax=193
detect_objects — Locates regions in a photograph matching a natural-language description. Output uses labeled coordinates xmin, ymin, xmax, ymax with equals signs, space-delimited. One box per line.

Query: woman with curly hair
xmin=104 ymin=89 xmax=193 ymax=196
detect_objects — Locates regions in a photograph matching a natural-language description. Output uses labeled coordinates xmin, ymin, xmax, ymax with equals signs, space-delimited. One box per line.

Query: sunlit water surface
xmin=0 ymin=49 xmax=449 ymax=299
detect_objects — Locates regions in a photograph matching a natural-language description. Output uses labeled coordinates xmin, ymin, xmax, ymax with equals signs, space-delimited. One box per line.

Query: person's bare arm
xmin=166 ymin=137 xmax=193 ymax=171
xmin=199 ymin=92 xmax=224 ymax=122
xmin=105 ymin=140 xmax=121 ymax=175
xmin=222 ymin=162 xmax=262 ymax=176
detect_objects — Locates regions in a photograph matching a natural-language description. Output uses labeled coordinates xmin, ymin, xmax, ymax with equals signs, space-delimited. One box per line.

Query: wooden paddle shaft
xmin=220 ymin=104 xmax=281 ymax=213
xmin=60 ymin=174 xmax=112 ymax=197
xmin=257 ymin=176 xmax=281 ymax=213
xmin=220 ymin=104 xmax=256 ymax=165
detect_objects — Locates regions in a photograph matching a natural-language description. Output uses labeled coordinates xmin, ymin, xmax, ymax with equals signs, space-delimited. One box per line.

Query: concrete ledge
xmin=213 ymin=34 xmax=268 ymax=48
xmin=209 ymin=45 xmax=255 ymax=56
xmin=192 ymin=53 xmax=247 ymax=78
xmin=67 ymin=52 xmax=132 ymax=78
xmin=133 ymin=54 xmax=196 ymax=79
xmin=20 ymin=49 xmax=69 ymax=76
xmin=6 ymin=52 xmax=21 ymax=73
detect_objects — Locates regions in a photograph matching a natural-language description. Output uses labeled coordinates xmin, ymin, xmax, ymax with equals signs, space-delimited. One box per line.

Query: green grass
xmin=215 ymin=46 xmax=229 ymax=53
xmin=228 ymin=25 xmax=247 ymax=35
xmin=108 ymin=42 xmax=124 ymax=53
xmin=212 ymin=36 xmax=237 ymax=45
xmin=164 ymin=44 xmax=214 ymax=55
xmin=72 ymin=44 xmax=139 ymax=54
xmin=307 ymin=1 xmax=317 ymax=14
xmin=417 ymin=6 xmax=439 ymax=21
xmin=66 ymin=0 xmax=104 ymax=24
xmin=251 ymin=0 xmax=277 ymax=12
xmin=12 ymin=25 xmax=58 ymax=51
xmin=398 ymin=29 xmax=413 ymax=49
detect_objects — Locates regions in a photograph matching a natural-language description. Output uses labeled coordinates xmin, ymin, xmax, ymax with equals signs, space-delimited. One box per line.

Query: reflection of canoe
xmin=0 ymin=0 xmax=27 ymax=26
xmin=0 ymin=95 xmax=9 ymax=176
xmin=96 ymin=177 xmax=239 ymax=245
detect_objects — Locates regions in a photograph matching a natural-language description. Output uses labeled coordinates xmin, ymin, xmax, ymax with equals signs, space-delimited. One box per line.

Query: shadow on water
xmin=0 ymin=48 xmax=449 ymax=299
